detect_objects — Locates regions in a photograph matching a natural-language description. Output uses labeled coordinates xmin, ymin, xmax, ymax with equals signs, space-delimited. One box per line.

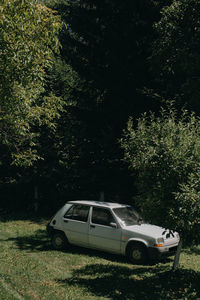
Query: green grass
xmin=0 ymin=215 xmax=200 ymax=300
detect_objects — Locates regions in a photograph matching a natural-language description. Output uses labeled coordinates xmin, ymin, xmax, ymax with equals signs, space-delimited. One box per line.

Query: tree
xmin=42 ymin=0 xmax=168 ymax=200
xmin=121 ymin=104 xmax=200 ymax=270
xmin=0 ymin=0 xmax=63 ymax=166
xmin=152 ymin=0 xmax=200 ymax=113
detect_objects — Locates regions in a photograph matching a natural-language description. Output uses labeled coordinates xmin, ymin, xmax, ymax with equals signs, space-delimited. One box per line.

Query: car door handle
xmin=64 ymin=219 xmax=68 ymax=223
xmin=90 ymin=224 xmax=95 ymax=228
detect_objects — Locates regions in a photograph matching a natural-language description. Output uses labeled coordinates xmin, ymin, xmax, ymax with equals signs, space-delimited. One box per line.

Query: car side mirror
xmin=110 ymin=222 xmax=117 ymax=228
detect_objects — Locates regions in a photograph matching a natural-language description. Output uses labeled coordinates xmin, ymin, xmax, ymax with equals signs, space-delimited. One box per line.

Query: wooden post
xmin=172 ymin=238 xmax=182 ymax=271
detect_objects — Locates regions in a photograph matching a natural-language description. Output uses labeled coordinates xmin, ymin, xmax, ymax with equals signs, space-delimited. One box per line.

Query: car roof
xmin=67 ymin=200 xmax=127 ymax=209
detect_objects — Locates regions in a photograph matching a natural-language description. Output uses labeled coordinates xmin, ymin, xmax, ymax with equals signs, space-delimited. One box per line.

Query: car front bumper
xmin=148 ymin=244 xmax=178 ymax=260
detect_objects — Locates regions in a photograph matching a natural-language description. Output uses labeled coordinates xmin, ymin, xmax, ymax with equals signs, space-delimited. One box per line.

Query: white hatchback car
xmin=46 ymin=200 xmax=179 ymax=264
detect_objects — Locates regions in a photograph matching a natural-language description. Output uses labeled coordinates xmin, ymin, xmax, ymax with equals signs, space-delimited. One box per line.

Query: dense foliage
xmin=1 ymin=0 xmax=200 ymax=222
xmin=152 ymin=0 xmax=200 ymax=112
xmin=0 ymin=0 xmax=63 ymax=166
xmin=39 ymin=0 xmax=166 ymax=204
xmin=121 ymin=105 xmax=200 ymax=246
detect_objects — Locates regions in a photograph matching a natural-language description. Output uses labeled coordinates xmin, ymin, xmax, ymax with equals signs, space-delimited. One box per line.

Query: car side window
xmin=64 ymin=205 xmax=90 ymax=222
xmin=92 ymin=207 xmax=115 ymax=226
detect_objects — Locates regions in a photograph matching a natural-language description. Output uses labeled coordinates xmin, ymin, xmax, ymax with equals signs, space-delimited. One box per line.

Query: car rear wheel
xmin=51 ymin=232 xmax=68 ymax=250
xmin=127 ymin=243 xmax=147 ymax=264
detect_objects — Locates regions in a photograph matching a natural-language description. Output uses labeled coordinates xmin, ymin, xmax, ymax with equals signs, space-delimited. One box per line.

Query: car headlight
xmin=154 ymin=237 xmax=164 ymax=247
xmin=157 ymin=237 xmax=164 ymax=244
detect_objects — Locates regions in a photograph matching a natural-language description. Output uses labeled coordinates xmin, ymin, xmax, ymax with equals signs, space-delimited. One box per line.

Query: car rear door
xmin=62 ymin=204 xmax=90 ymax=247
xmin=88 ymin=206 xmax=122 ymax=253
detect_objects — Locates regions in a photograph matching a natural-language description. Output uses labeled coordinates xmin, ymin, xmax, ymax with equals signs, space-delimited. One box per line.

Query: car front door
xmin=62 ymin=204 xmax=90 ymax=247
xmin=88 ymin=207 xmax=122 ymax=253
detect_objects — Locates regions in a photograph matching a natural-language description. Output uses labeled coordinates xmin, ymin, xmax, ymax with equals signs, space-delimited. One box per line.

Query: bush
xmin=121 ymin=104 xmax=200 ymax=246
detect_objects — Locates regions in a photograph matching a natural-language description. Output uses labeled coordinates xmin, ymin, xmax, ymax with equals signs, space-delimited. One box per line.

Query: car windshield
xmin=113 ymin=206 xmax=142 ymax=226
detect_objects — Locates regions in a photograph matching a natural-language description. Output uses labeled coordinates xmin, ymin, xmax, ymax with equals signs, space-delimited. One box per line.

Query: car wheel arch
xmin=125 ymin=240 xmax=148 ymax=264
xmin=126 ymin=239 xmax=148 ymax=253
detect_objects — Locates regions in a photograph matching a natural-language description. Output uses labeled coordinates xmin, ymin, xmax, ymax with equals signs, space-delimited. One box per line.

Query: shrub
xmin=121 ymin=104 xmax=200 ymax=246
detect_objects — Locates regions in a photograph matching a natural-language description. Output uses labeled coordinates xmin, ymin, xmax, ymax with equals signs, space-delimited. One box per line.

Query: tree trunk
xmin=172 ymin=238 xmax=182 ymax=271
xmin=99 ymin=191 xmax=105 ymax=201
xmin=34 ymin=185 xmax=38 ymax=213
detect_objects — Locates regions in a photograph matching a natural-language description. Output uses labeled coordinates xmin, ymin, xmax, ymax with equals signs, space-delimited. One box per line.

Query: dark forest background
xmin=1 ymin=0 xmax=199 ymax=215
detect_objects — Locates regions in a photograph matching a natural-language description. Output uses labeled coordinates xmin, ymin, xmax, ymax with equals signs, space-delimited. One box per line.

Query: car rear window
xmin=64 ymin=204 xmax=90 ymax=222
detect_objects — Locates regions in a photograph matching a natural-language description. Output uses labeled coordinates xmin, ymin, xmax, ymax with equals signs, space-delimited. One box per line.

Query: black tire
xmin=51 ymin=232 xmax=68 ymax=250
xmin=127 ymin=243 xmax=148 ymax=264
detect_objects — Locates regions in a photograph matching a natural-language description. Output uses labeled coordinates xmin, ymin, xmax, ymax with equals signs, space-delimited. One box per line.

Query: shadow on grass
xmin=184 ymin=246 xmax=200 ymax=256
xmin=1 ymin=230 xmax=51 ymax=251
xmin=56 ymin=263 xmax=200 ymax=299
xmin=0 ymin=212 xmax=49 ymax=224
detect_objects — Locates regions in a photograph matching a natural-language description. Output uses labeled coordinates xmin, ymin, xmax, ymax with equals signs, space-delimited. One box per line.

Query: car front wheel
xmin=51 ymin=232 xmax=68 ymax=250
xmin=127 ymin=243 xmax=147 ymax=264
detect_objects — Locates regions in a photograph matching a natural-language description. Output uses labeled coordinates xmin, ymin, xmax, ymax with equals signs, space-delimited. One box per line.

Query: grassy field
xmin=0 ymin=215 xmax=200 ymax=300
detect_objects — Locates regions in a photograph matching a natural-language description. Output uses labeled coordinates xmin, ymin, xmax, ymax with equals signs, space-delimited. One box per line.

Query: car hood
xmin=123 ymin=223 xmax=169 ymax=239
